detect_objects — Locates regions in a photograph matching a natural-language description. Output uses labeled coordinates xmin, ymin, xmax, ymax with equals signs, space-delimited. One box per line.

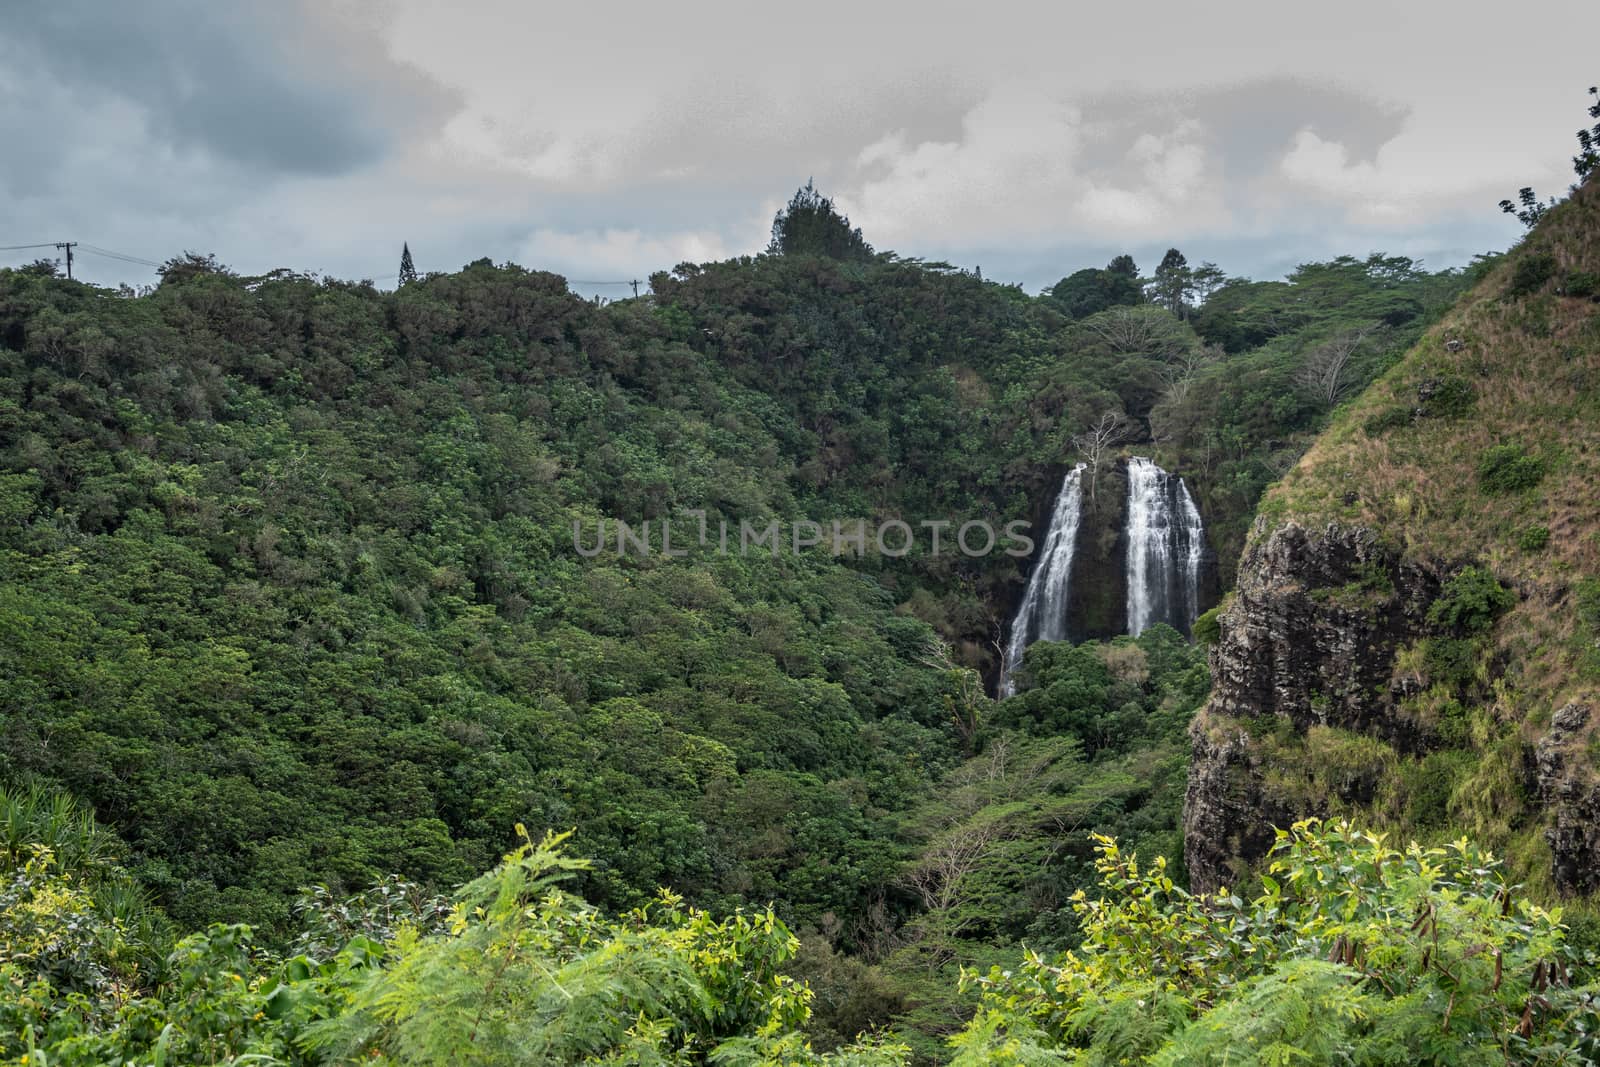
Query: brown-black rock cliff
xmin=1180 ymin=175 xmax=1600 ymax=897
xmin=1183 ymin=520 xmax=1443 ymax=892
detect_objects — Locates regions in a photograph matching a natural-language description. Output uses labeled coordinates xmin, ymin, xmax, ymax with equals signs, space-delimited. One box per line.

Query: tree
xmin=1073 ymin=411 xmax=1132 ymax=502
xmin=768 ymin=179 xmax=874 ymax=261
xmin=1080 ymin=304 xmax=1192 ymax=359
xmin=1045 ymin=255 xmax=1143 ymax=318
xmin=1147 ymin=248 xmax=1193 ymax=315
xmin=919 ymin=638 xmax=986 ymax=755
xmin=157 ymin=251 xmax=235 ymax=286
xmin=1191 ymin=261 xmax=1226 ymax=304
xmin=1500 ymin=84 xmax=1600 ymax=227
xmin=1295 ymin=324 xmax=1380 ymax=408
xmin=1149 ymin=342 xmax=1222 ymax=446
xmin=1500 ymin=187 xmax=1556 ymax=229
xmin=1154 ymin=342 xmax=1220 ymax=406
xmin=399 ymin=243 xmax=418 ymax=287
xmin=1576 ymin=85 xmax=1600 ymax=180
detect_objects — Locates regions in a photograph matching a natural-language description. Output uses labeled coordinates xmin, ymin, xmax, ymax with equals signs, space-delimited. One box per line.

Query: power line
xmin=0 ymin=242 xmax=60 ymax=252
xmin=78 ymin=244 xmax=162 ymax=269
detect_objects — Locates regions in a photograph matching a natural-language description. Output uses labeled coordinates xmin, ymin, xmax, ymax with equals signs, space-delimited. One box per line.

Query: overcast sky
xmin=2 ymin=0 xmax=1592 ymax=298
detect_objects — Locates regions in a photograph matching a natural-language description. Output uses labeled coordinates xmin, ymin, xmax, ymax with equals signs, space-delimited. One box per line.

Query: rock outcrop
xmin=1182 ymin=177 xmax=1600 ymax=897
xmin=1183 ymin=519 xmax=1443 ymax=892
xmin=1533 ymin=702 xmax=1600 ymax=894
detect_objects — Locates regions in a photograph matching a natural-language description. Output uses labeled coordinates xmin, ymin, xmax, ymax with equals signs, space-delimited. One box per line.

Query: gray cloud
xmin=2 ymin=0 xmax=1587 ymax=296
xmin=3 ymin=0 xmax=458 ymax=178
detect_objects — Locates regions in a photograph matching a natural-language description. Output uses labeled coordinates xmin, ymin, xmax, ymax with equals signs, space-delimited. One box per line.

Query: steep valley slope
xmin=1185 ymin=174 xmax=1600 ymax=899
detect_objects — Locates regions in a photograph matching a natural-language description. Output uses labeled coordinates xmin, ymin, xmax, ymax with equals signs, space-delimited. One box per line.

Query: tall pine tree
xmin=767 ymin=180 xmax=873 ymax=261
xmin=399 ymin=243 xmax=418 ymax=286
xmin=1148 ymin=248 xmax=1193 ymax=315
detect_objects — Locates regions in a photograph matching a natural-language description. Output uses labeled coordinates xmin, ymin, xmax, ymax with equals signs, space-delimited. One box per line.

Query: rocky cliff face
xmin=1181 ymin=175 xmax=1600 ymax=899
xmin=1533 ymin=701 xmax=1600 ymax=895
xmin=1184 ymin=517 xmax=1600 ymax=897
xmin=1183 ymin=520 xmax=1443 ymax=892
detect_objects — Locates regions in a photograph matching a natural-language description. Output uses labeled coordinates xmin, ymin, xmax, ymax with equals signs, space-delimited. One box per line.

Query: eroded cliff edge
xmin=1182 ymin=520 xmax=1441 ymax=891
xmin=1184 ymin=513 xmax=1600 ymax=896
xmin=1181 ymin=174 xmax=1600 ymax=897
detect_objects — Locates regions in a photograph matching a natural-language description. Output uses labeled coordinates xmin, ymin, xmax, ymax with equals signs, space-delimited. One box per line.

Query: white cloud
xmin=519 ymin=228 xmax=732 ymax=278
xmin=843 ymin=81 xmax=1230 ymax=247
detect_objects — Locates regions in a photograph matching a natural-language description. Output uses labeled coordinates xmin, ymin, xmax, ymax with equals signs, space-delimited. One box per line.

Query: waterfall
xmin=1124 ymin=456 xmax=1206 ymax=637
xmin=998 ymin=464 xmax=1086 ymax=697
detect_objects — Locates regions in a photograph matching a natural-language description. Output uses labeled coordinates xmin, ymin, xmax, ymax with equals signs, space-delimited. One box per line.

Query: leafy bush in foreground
xmin=2 ymin=828 xmax=908 ymax=1066
xmin=8 ymin=817 xmax=1600 ymax=1065
xmin=951 ymin=819 xmax=1600 ymax=1066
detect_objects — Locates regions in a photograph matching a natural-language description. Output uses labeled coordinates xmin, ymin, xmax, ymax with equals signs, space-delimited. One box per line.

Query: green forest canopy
xmin=0 ymin=198 xmax=1481 ymax=1054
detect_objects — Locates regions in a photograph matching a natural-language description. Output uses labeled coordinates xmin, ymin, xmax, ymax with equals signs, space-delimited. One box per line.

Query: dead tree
xmin=1296 ymin=325 xmax=1380 ymax=408
xmin=1073 ymin=411 xmax=1132 ymax=503
xmin=1082 ymin=305 xmax=1190 ymax=359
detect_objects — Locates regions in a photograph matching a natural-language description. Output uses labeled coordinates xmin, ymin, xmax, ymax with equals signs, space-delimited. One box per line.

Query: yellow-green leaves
xmin=952 ymin=818 xmax=1600 ymax=1065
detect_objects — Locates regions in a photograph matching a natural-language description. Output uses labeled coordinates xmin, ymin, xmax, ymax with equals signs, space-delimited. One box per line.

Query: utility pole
xmin=55 ymin=242 xmax=76 ymax=280
xmin=630 ymin=278 xmax=641 ymax=298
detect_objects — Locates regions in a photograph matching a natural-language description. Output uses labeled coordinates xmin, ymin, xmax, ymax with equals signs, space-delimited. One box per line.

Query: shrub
xmin=1564 ymin=270 xmax=1599 ymax=299
xmin=1424 ymin=636 xmax=1481 ymax=688
xmin=1362 ymin=405 xmax=1411 ymax=436
xmin=1477 ymin=444 xmax=1545 ymax=494
xmin=1506 ymin=252 xmax=1555 ymax=299
xmin=952 ymin=820 xmax=1597 ymax=1066
xmin=1517 ymin=524 xmax=1550 ymax=551
xmin=1427 ymin=566 xmax=1516 ymax=634
xmin=1192 ymin=605 xmax=1222 ymax=646
xmin=1402 ymin=748 xmax=1473 ymax=825
xmin=1417 ymin=375 xmax=1476 ymax=418
xmin=1367 ymin=377 xmax=1476 ymax=435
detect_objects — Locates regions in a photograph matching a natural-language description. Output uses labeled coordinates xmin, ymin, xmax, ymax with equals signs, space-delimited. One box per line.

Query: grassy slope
xmin=1240 ymin=174 xmax=1600 ymax=892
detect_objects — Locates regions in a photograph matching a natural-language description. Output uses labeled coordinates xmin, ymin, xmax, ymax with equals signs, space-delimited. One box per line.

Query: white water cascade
xmin=1124 ymin=456 xmax=1206 ymax=636
xmin=998 ymin=464 xmax=1087 ymax=697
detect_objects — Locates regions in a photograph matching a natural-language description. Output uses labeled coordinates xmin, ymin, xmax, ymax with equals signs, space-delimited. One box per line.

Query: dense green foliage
xmin=953 ymin=820 xmax=1600 ymax=1065
xmin=0 ymin=627 xmax=1209 ymax=1061
xmin=840 ymin=628 xmax=1208 ymax=1059
xmin=0 ymin=180 xmax=1492 ymax=1059
xmin=9 ymin=815 xmax=1595 ymax=1065
xmin=0 ymin=223 xmax=1467 ymax=940
xmin=0 ymin=826 xmax=909 ymax=1065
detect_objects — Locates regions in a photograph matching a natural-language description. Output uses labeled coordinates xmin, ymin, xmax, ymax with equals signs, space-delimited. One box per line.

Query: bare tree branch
xmin=1072 ymin=411 xmax=1132 ymax=502
xmin=1295 ymin=324 xmax=1382 ymax=408
xmin=1080 ymin=305 xmax=1191 ymax=359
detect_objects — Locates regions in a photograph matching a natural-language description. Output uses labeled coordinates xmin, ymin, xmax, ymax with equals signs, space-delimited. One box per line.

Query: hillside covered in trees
xmin=0 ymin=175 xmax=1538 ymax=1061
